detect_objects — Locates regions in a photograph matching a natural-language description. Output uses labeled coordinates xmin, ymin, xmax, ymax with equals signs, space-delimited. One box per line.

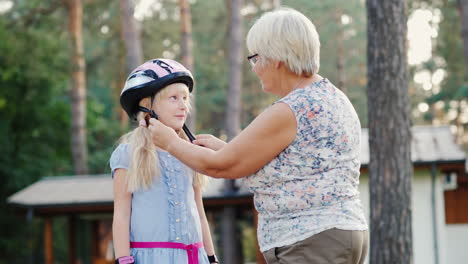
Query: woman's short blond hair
xmin=246 ymin=7 xmax=320 ymax=77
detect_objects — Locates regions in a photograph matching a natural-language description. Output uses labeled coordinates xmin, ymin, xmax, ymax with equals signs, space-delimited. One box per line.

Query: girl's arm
xmin=112 ymin=168 xmax=132 ymax=258
xmin=149 ymin=102 xmax=297 ymax=179
xmin=194 ymin=184 xmax=216 ymax=258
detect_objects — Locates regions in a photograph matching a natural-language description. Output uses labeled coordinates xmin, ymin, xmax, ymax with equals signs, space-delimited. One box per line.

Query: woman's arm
xmin=149 ymin=102 xmax=296 ymax=179
xmin=194 ymin=184 xmax=216 ymax=258
xmin=112 ymin=169 xmax=132 ymax=258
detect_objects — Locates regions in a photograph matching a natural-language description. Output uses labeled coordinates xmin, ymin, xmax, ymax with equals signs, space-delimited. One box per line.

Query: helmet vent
xmin=154 ymin=60 xmax=173 ymax=74
xmin=143 ymin=69 xmax=159 ymax=80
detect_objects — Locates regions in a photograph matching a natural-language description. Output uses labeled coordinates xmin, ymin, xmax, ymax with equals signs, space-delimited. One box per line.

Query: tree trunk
xmin=335 ymin=8 xmax=347 ymax=94
xmin=120 ymin=0 xmax=143 ymax=124
xmin=225 ymin=0 xmax=243 ymax=140
xmin=120 ymin=0 xmax=143 ymax=74
xmin=366 ymin=0 xmax=413 ymax=263
xmin=458 ymin=0 xmax=468 ymax=80
xmin=222 ymin=0 xmax=244 ymax=263
xmin=65 ymin=0 xmax=88 ymax=175
xmin=179 ymin=0 xmax=196 ymax=130
xmin=456 ymin=0 xmax=468 ymax=143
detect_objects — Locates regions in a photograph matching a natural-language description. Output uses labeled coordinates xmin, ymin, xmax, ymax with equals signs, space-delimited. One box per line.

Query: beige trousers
xmin=263 ymin=228 xmax=368 ymax=264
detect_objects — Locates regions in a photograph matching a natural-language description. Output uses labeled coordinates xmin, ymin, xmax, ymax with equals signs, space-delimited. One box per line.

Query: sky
xmin=408 ymin=8 xmax=439 ymax=65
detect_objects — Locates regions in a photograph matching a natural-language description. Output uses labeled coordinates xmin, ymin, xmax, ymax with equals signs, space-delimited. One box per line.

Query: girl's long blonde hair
xmin=119 ymin=84 xmax=205 ymax=192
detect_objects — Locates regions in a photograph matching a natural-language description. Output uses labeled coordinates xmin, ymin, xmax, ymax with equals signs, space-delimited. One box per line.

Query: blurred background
xmin=0 ymin=0 xmax=467 ymax=263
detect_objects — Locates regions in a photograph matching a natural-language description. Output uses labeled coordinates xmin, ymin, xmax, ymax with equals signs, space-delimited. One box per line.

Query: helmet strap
xmin=150 ymin=94 xmax=155 ymax=110
xmin=138 ymin=105 xmax=158 ymax=126
xmin=148 ymin=94 xmax=158 ymax=119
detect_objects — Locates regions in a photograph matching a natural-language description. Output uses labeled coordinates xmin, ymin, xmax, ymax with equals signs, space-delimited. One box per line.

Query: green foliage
xmin=0 ymin=16 xmax=71 ymax=185
xmin=0 ymin=0 xmax=126 ymax=261
xmin=420 ymin=1 xmax=468 ymax=133
xmin=405 ymin=0 xmax=468 ymax=134
xmin=437 ymin=3 xmax=466 ymax=97
xmin=282 ymin=0 xmax=369 ymax=126
xmin=0 ymin=13 xmax=71 ymax=261
xmin=192 ymin=0 xmax=230 ymax=134
xmin=240 ymin=219 xmax=257 ymax=262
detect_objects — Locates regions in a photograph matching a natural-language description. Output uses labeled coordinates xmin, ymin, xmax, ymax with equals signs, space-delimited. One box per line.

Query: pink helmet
xmin=120 ymin=58 xmax=194 ymax=120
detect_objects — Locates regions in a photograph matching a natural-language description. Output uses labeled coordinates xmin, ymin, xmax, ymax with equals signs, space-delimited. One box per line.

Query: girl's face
xmin=152 ymin=83 xmax=190 ymax=131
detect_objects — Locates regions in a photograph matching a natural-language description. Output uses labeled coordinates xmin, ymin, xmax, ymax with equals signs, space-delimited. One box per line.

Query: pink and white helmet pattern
xmin=120 ymin=58 xmax=194 ymax=120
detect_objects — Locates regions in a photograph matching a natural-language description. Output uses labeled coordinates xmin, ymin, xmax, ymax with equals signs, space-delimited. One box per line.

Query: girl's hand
xmin=193 ymin=134 xmax=226 ymax=151
xmin=147 ymin=118 xmax=178 ymax=150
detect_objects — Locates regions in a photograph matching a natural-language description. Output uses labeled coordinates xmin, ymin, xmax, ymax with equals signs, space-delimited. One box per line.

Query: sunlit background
xmin=1 ymin=0 xmax=463 ymax=134
xmin=1 ymin=1 xmax=467 ymax=263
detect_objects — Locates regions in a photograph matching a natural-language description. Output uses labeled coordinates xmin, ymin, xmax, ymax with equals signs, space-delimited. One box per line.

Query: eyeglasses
xmin=247 ymin=54 xmax=259 ymax=66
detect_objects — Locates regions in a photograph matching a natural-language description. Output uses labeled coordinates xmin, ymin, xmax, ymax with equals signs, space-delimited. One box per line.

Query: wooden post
xmin=206 ymin=211 xmax=218 ymax=253
xmin=91 ymin=220 xmax=99 ymax=263
xmin=253 ymin=209 xmax=266 ymax=264
xmin=44 ymin=217 xmax=53 ymax=264
xmin=69 ymin=215 xmax=77 ymax=264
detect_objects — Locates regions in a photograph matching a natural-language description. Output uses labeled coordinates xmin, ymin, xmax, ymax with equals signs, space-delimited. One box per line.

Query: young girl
xmin=110 ymin=59 xmax=218 ymax=264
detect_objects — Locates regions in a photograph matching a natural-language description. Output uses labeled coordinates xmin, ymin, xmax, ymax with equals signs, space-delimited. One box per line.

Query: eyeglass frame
xmin=247 ymin=54 xmax=259 ymax=66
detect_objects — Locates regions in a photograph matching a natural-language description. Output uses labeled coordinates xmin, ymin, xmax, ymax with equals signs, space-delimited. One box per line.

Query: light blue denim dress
xmin=110 ymin=144 xmax=210 ymax=264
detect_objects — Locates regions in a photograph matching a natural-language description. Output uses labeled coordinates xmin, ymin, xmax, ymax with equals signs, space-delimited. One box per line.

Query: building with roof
xmin=7 ymin=126 xmax=468 ymax=264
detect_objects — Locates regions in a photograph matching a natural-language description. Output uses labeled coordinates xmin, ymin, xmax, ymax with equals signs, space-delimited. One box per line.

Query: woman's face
xmin=251 ymin=57 xmax=278 ymax=94
xmin=152 ymin=83 xmax=190 ymax=131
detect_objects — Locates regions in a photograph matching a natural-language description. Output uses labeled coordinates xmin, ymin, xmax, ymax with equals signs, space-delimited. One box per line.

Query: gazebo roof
xmin=7 ymin=175 xmax=248 ymax=209
xmin=7 ymin=125 xmax=466 ymax=212
xmin=360 ymin=126 xmax=466 ymax=166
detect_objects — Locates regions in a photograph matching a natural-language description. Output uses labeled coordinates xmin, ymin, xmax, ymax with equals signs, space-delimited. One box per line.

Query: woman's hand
xmin=193 ymin=134 xmax=226 ymax=151
xmin=147 ymin=118 xmax=179 ymax=150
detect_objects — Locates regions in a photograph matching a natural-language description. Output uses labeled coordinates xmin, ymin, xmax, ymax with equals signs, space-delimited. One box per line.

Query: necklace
xmin=281 ymin=76 xmax=309 ymax=97
xmin=293 ymin=77 xmax=308 ymax=90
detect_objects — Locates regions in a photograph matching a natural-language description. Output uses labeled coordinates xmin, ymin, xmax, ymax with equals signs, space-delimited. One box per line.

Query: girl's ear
xmin=275 ymin=60 xmax=282 ymax=69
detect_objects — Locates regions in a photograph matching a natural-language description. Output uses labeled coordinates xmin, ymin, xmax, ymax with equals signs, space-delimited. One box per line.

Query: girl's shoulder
xmin=109 ymin=143 xmax=131 ymax=172
xmin=111 ymin=143 xmax=130 ymax=157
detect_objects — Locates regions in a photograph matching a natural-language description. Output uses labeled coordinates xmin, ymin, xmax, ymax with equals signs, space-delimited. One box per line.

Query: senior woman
xmin=146 ymin=8 xmax=368 ymax=264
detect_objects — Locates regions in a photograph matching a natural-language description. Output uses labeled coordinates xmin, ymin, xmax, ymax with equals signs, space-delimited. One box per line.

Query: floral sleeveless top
xmin=244 ymin=79 xmax=368 ymax=252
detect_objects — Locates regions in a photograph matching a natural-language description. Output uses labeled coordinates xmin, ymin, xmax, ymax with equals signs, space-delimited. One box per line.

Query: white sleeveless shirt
xmin=244 ymin=79 xmax=368 ymax=252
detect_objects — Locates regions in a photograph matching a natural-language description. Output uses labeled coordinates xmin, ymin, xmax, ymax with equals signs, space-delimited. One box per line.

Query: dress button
xmin=170 ymin=169 xmax=174 ymax=172
xmin=176 ymin=237 xmax=180 ymax=240
xmin=175 ymin=201 xmax=179 ymax=205
xmin=173 ymin=185 xmax=177 ymax=189
xmin=175 ymin=219 xmax=180 ymax=223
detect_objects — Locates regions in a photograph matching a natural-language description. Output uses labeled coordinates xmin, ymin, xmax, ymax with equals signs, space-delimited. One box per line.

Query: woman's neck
xmin=279 ymin=73 xmax=323 ymax=97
